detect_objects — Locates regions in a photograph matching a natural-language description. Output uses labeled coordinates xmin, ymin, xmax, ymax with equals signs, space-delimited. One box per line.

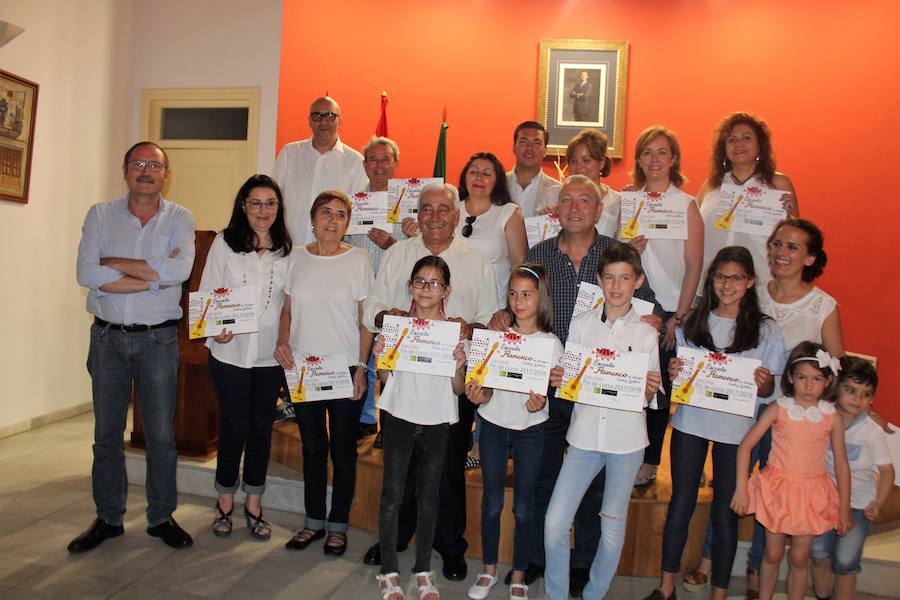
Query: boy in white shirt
xmin=811 ymin=356 xmax=894 ymax=600
xmin=543 ymin=243 xmax=661 ymax=600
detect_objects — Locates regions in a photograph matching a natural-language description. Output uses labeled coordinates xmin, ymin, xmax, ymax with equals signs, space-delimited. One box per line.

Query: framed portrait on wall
xmin=537 ymin=40 xmax=629 ymax=157
xmin=0 ymin=69 xmax=39 ymax=203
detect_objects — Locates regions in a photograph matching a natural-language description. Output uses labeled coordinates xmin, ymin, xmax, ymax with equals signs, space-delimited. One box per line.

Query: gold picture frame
xmin=0 ymin=68 xmax=39 ymax=203
xmin=537 ymin=39 xmax=629 ymax=157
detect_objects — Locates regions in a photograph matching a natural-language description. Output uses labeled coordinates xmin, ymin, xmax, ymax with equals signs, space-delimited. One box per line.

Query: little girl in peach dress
xmin=731 ymin=342 xmax=851 ymax=600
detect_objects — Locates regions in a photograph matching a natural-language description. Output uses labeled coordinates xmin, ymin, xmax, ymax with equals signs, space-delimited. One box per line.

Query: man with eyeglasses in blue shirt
xmin=71 ymin=141 xmax=196 ymax=554
xmin=273 ymin=96 xmax=368 ymax=245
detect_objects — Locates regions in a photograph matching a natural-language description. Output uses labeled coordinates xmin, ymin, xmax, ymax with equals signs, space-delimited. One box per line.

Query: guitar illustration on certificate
xmin=559 ymin=356 xmax=593 ymax=402
xmin=189 ymin=298 xmax=213 ymax=339
xmin=714 ymin=193 xmax=744 ymax=231
xmin=621 ymin=200 xmax=646 ymax=240
xmin=386 ymin=187 xmax=406 ymax=224
xmin=376 ymin=327 xmax=410 ymax=371
xmin=466 ymin=341 xmax=500 ymax=385
xmin=672 ymin=360 xmax=706 ymax=405
xmin=291 ymin=365 xmax=307 ymax=403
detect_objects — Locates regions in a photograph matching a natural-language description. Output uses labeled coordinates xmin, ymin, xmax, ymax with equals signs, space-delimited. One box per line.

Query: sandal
xmin=285 ymin=527 xmax=325 ymax=550
xmin=682 ymin=566 xmax=709 ymax=592
xmin=509 ymin=582 xmax=528 ymax=599
xmin=244 ymin=507 xmax=271 ymax=541
xmin=414 ymin=571 xmax=439 ymax=600
xmin=324 ymin=531 xmax=347 ymax=556
xmin=746 ymin=567 xmax=759 ymax=600
xmin=634 ymin=463 xmax=658 ymax=487
xmin=212 ymin=501 xmax=233 ymax=538
xmin=376 ymin=572 xmax=404 ymax=600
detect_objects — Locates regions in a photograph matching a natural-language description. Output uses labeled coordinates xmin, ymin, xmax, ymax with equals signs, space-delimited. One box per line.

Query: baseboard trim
xmin=0 ymin=402 xmax=93 ymax=440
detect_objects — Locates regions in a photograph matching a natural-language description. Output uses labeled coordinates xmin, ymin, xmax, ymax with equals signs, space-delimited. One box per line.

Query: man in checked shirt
xmin=490 ymin=174 xmax=663 ymax=596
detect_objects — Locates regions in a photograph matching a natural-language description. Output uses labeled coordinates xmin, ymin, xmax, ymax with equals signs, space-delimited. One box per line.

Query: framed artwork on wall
xmin=0 ymin=69 xmax=39 ymax=203
xmin=537 ymin=39 xmax=629 ymax=158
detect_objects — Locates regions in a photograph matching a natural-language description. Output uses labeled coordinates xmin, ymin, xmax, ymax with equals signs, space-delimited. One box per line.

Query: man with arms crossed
xmin=71 ymin=141 xmax=196 ymax=553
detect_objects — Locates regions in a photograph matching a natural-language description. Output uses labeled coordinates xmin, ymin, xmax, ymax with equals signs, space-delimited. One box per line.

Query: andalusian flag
xmin=375 ymin=91 xmax=389 ymax=136
xmin=433 ymin=105 xmax=448 ymax=178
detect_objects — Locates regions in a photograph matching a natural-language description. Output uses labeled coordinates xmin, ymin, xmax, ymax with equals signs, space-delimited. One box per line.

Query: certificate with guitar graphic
xmin=571 ymin=281 xmax=655 ymax=321
xmin=188 ymin=286 xmax=258 ymax=340
xmin=284 ymin=353 xmax=354 ymax=403
xmin=376 ymin=315 xmax=461 ymax=377
xmin=347 ymin=191 xmax=392 ymax=235
xmin=619 ymin=191 xmax=688 ymax=240
xmin=670 ymin=347 xmax=761 ymax=417
xmin=714 ymin=184 xmax=785 ymax=237
xmin=524 ymin=214 xmax=562 ymax=248
xmin=465 ymin=330 xmax=556 ymax=394
xmin=386 ymin=177 xmax=444 ymax=224
xmin=556 ymin=342 xmax=650 ymax=412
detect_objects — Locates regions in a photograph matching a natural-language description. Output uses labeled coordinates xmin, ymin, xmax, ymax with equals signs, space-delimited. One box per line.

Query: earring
xmin=755 ymin=155 xmax=760 ymax=163
xmin=722 ymin=159 xmax=728 ymax=170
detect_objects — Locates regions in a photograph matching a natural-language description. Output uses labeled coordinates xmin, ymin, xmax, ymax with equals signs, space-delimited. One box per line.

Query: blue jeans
xmin=700 ymin=403 xmax=773 ymax=571
xmin=360 ymin=353 xmax=377 ymax=425
xmin=479 ymin=418 xmax=544 ymax=571
xmin=87 ymin=323 xmax=179 ymax=527
xmin=544 ymin=446 xmax=643 ymax=600
xmin=811 ymin=508 xmax=870 ymax=575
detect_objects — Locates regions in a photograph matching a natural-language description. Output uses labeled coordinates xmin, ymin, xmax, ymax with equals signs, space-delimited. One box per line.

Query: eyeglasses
xmin=712 ymin=273 xmax=750 ymax=283
xmin=127 ymin=160 xmax=167 ymax=172
xmin=310 ymin=111 xmax=339 ymax=122
xmin=461 ymin=215 xmax=476 ymax=238
xmin=411 ymin=277 xmax=446 ymax=290
xmin=244 ymin=199 xmax=279 ymax=211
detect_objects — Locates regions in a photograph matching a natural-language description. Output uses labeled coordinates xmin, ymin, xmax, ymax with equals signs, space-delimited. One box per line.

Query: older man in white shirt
xmin=273 ymin=96 xmax=368 ymax=244
xmin=363 ymin=182 xmax=500 ymax=582
xmin=505 ymin=121 xmax=560 ymax=218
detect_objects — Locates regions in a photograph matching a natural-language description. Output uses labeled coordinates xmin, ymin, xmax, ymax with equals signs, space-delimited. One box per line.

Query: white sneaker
xmin=467 ymin=573 xmax=498 ymax=600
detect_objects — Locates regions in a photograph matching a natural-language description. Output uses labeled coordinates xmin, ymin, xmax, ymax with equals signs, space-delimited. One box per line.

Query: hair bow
xmin=815 ymin=349 xmax=841 ymax=374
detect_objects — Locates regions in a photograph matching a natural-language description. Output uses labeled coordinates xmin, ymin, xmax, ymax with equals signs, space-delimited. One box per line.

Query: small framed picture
xmin=537 ymin=40 xmax=629 ymax=157
xmin=0 ymin=69 xmax=39 ymax=203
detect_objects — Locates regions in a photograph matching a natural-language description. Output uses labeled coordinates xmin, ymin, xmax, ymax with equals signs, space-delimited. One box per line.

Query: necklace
xmin=243 ymin=253 xmax=276 ymax=316
xmin=729 ymin=170 xmax=756 ymax=186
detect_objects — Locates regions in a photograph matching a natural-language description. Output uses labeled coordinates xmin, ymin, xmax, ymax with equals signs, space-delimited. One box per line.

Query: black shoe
xmin=357 ymin=423 xmax=378 ymax=439
xmin=67 ymin=518 xmax=124 ymax=553
xmin=147 ymin=518 xmax=193 ymax=549
xmin=363 ymin=542 xmax=382 ymax=565
xmin=362 ymin=541 xmax=408 ymax=566
xmin=274 ymin=401 xmax=296 ymax=424
xmin=373 ymin=430 xmax=384 ymax=449
xmin=323 ymin=531 xmax=347 ymax=556
xmin=570 ymin=567 xmax=589 ymax=598
xmin=504 ymin=563 xmax=543 ymax=585
xmin=442 ymin=554 xmax=468 ymax=581
xmin=285 ymin=528 xmax=325 ymax=550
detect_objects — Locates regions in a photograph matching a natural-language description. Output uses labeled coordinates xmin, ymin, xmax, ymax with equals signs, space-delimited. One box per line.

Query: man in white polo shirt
xmin=505 ymin=121 xmax=560 ymax=218
xmin=273 ymin=96 xmax=368 ymax=244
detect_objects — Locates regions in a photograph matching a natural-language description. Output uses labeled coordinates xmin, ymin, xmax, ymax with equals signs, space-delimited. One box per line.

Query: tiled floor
xmin=0 ymin=413 xmax=895 ymax=599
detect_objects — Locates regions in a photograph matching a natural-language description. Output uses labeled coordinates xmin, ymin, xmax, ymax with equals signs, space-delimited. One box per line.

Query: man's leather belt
xmin=94 ymin=317 xmax=179 ymax=332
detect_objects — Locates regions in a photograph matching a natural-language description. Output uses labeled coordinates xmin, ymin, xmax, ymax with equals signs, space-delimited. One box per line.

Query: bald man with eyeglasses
xmin=273 ymin=96 xmax=368 ymax=245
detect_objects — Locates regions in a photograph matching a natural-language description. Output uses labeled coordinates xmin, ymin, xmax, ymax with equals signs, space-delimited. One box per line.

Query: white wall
xmin=127 ymin=0 xmax=282 ymax=175
xmin=0 ymin=0 xmax=135 ymax=433
xmin=0 ymin=0 xmax=282 ymax=434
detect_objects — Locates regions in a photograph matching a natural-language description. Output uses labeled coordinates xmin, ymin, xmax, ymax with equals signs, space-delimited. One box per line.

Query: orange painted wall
xmin=279 ymin=0 xmax=900 ymax=422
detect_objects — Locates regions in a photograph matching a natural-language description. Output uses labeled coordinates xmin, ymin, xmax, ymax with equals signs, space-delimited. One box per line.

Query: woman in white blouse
xmin=697 ymin=112 xmax=798 ymax=286
xmin=274 ymin=190 xmax=375 ymax=556
xmin=625 ymin=126 xmax=704 ymax=487
xmin=457 ymin=151 xmax=528 ymax=300
xmin=200 ymin=174 xmax=292 ymax=541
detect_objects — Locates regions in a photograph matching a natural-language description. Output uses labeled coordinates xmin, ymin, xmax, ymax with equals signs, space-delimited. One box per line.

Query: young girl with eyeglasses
xmin=374 ymin=256 xmax=467 ymax=600
xmin=644 ymin=246 xmax=785 ymax=600
xmin=731 ymin=342 xmax=852 ymax=600
xmin=464 ymin=264 xmax=562 ymax=600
